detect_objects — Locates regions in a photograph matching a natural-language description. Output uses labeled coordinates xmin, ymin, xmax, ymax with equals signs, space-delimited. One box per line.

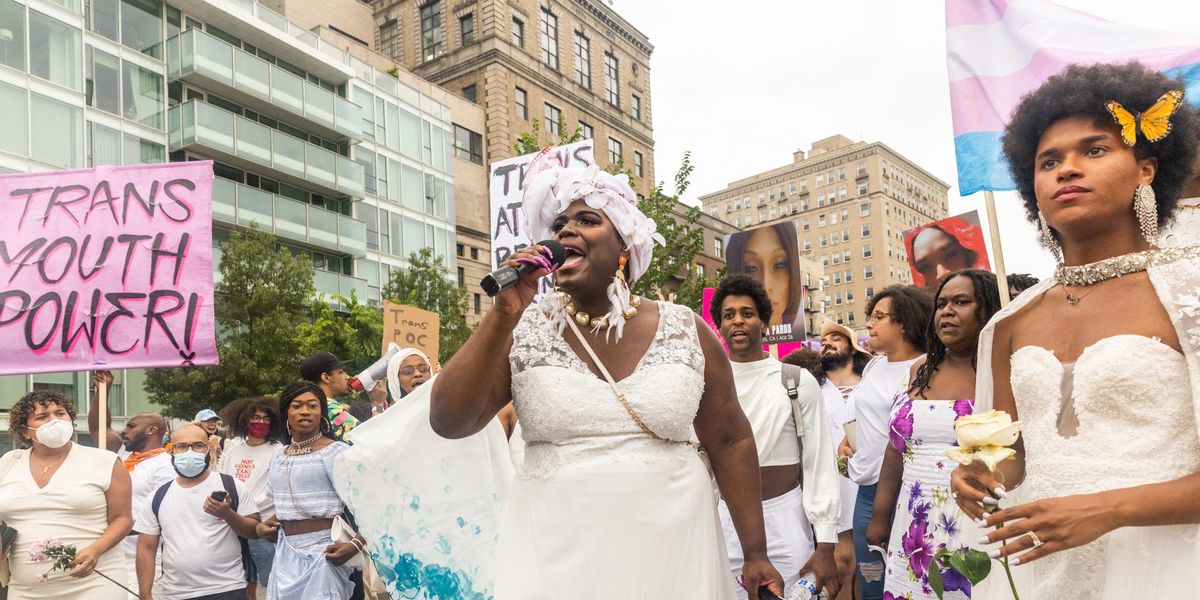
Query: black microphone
xmin=480 ymin=240 xmax=567 ymax=297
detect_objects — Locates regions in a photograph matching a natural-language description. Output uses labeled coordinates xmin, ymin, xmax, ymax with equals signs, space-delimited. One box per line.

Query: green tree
xmin=382 ymin=248 xmax=472 ymax=365
xmin=144 ymin=226 xmax=314 ymax=418
xmin=298 ymin=291 xmax=383 ymax=375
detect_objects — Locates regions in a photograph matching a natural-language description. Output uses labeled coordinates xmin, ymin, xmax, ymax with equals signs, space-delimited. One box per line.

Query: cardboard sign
xmin=488 ymin=140 xmax=595 ymax=296
xmin=903 ymin=210 xmax=992 ymax=289
xmin=382 ymin=302 xmax=439 ymax=360
xmin=0 ymin=162 xmax=217 ymax=375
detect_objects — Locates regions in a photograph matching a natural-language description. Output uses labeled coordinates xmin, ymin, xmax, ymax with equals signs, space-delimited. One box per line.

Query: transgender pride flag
xmin=946 ymin=0 xmax=1200 ymax=195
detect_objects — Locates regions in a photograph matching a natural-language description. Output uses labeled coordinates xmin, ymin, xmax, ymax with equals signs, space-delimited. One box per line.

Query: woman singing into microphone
xmin=431 ymin=160 xmax=784 ymax=598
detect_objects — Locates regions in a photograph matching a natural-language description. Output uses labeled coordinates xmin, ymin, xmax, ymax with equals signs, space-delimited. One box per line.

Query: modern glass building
xmin=0 ymin=0 xmax=460 ymax=445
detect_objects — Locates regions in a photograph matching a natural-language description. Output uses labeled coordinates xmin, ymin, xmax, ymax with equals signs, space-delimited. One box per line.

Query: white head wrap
xmin=386 ymin=347 xmax=432 ymax=400
xmin=521 ymin=158 xmax=666 ymax=342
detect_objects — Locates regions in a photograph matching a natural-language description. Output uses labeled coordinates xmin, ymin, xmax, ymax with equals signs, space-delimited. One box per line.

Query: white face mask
xmin=32 ymin=419 xmax=74 ymax=449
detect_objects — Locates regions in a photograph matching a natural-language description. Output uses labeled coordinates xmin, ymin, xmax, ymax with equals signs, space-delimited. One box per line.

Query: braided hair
xmin=278 ymin=380 xmax=334 ymax=440
xmin=908 ymin=270 xmax=1001 ymax=398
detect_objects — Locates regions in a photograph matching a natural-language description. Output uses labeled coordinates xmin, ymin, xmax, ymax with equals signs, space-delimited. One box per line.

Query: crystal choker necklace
xmin=1054 ymin=246 xmax=1199 ymax=286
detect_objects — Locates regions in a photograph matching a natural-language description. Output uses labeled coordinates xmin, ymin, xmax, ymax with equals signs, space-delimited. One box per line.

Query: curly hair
xmin=782 ymin=348 xmax=826 ymax=386
xmin=278 ymin=380 xmax=333 ymax=440
xmin=1006 ymin=273 xmax=1040 ymax=295
xmin=866 ymin=285 xmax=934 ymax=353
xmin=9 ymin=390 xmax=77 ymax=445
xmin=710 ymin=274 xmax=774 ymax=326
xmin=220 ymin=396 xmax=283 ymax=442
xmin=1002 ymin=62 xmax=1200 ymax=226
xmin=909 ymin=270 xmax=1001 ymax=398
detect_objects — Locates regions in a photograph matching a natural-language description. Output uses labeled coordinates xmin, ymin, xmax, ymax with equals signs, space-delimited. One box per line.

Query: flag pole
xmin=983 ymin=190 xmax=1012 ymax=307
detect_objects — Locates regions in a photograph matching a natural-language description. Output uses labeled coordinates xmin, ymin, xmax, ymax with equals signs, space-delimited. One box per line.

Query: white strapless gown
xmin=1005 ymin=335 xmax=1200 ymax=598
xmin=498 ymin=302 xmax=737 ymax=599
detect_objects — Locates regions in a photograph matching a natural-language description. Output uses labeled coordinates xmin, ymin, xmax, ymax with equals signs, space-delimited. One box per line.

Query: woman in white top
xmin=713 ymin=275 xmax=842 ymax=598
xmin=219 ymin=396 xmax=283 ymax=599
xmin=952 ymin=62 xmax=1200 ymax=599
xmin=431 ymin=162 xmax=784 ymax=598
xmin=0 ymin=390 xmax=132 ymax=600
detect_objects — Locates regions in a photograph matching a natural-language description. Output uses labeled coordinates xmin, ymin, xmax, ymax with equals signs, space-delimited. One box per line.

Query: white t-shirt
xmin=134 ymin=472 xmax=259 ymax=600
xmin=847 ymin=355 xmax=923 ymax=486
xmin=219 ymin=438 xmax=280 ymax=520
xmin=124 ymin=451 xmax=175 ymax=557
xmin=822 ymin=379 xmax=859 ymax=533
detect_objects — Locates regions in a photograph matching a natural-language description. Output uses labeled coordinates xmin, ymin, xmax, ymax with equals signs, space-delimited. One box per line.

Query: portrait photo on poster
xmin=723 ymin=222 xmax=805 ymax=344
xmin=903 ymin=210 xmax=992 ymax=289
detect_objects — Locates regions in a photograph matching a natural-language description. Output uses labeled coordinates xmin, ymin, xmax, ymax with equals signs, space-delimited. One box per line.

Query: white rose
xmin=954 ymin=410 xmax=1021 ymax=449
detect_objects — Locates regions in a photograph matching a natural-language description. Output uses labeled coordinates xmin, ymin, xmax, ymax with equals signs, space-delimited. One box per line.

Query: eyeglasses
xmin=399 ymin=364 xmax=431 ymax=376
xmin=249 ymin=415 xmax=271 ymax=423
xmin=866 ymin=311 xmax=895 ymax=324
xmin=171 ymin=442 xmax=210 ymax=454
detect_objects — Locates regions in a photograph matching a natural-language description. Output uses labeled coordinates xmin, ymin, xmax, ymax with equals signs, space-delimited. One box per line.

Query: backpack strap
xmin=780 ymin=362 xmax=808 ymax=437
xmin=150 ymin=480 xmax=173 ymax=521
xmin=219 ymin=473 xmax=256 ymax=584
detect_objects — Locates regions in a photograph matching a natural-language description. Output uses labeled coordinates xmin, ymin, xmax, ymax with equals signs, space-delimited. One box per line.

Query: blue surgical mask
xmin=171 ymin=451 xmax=209 ymax=478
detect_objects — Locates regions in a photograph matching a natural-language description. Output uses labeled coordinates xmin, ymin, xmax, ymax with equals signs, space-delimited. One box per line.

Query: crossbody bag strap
xmin=565 ymin=317 xmax=666 ymax=441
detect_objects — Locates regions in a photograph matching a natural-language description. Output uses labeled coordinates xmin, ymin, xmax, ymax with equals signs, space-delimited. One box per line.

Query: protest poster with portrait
xmin=903 ymin=210 xmax=992 ymax=289
xmin=0 ymin=162 xmax=217 ymax=375
xmin=488 ymin=140 xmax=595 ymax=295
xmin=723 ymin=222 xmax=806 ymax=344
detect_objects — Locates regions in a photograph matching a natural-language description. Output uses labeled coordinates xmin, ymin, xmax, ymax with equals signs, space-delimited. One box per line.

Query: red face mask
xmin=247 ymin=422 xmax=271 ymax=439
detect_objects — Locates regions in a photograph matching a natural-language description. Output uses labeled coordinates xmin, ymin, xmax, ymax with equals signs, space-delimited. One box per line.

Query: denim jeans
xmin=852 ymin=483 xmax=885 ymax=600
xmin=247 ymin=538 xmax=275 ymax=587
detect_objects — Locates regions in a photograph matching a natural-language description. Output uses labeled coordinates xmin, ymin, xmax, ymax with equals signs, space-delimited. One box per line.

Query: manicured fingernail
xmin=993 ymin=486 xmax=1008 ymax=499
xmin=977 ymin=535 xmax=991 ymax=545
xmin=988 ymin=549 xmax=1001 ymax=559
xmin=981 ymin=495 xmax=999 ymax=505
xmin=1011 ymin=557 xmax=1021 ymax=566
xmin=976 ymin=517 xmax=989 ymax=527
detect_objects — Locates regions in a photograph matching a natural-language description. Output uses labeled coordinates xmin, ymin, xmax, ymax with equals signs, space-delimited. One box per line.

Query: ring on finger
xmin=1025 ymin=530 xmax=1044 ymax=548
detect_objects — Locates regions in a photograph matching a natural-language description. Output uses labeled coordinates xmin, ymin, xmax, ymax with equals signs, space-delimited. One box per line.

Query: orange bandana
xmin=123 ymin=445 xmax=170 ymax=472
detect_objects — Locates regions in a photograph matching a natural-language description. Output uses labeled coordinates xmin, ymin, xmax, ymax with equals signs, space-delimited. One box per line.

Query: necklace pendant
xmin=1066 ymin=294 xmax=1081 ymax=305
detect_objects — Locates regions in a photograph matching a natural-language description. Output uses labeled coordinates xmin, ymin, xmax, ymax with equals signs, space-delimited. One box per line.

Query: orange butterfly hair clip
xmin=1105 ymin=90 xmax=1186 ymax=146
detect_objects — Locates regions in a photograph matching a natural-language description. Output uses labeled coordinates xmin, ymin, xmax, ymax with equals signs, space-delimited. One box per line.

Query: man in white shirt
xmin=137 ymin=425 xmax=261 ymax=600
xmin=713 ymin=275 xmax=842 ymax=598
xmin=817 ymin=322 xmax=871 ymax=600
xmin=117 ymin=411 xmax=174 ymax=596
xmin=841 ymin=285 xmax=931 ymax=600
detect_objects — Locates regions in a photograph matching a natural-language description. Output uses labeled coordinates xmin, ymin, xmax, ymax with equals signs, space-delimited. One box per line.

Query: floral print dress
xmin=883 ymin=393 xmax=974 ymax=600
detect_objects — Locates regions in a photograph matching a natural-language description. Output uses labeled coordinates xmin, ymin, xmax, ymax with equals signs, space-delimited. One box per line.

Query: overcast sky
xmin=610 ymin=0 xmax=1200 ymax=280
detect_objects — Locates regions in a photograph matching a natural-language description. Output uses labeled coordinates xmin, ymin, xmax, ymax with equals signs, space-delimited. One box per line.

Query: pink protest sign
xmin=0 ymin=162 xmax=218 ymax=375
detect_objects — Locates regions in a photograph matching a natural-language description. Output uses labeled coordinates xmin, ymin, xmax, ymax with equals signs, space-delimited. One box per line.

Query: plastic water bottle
xmin=786 ymin=572 xmax=828 ymax=600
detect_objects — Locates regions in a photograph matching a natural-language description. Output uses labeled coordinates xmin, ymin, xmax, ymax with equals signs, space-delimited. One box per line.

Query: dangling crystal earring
xmin=1038 ymin=213 xmax=1062 ymax=261
xmin=1133 ymin=183 xmax=1159 ymax=245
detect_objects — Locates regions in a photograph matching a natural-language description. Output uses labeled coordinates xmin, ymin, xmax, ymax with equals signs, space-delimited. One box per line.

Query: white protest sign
xmin=488 ymin=140 xmax=595 ymax=295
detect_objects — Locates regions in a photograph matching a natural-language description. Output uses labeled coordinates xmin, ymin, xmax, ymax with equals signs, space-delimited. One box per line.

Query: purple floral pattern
xmin=883 ymin=395 xmax=975 ymax=599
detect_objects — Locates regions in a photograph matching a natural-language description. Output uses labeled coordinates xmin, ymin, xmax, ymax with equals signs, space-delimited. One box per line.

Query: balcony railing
xmin=169 ymin=99 xmax=364 ymax=199
xmin=211 ymin=177 xmax=366 ymax=257
xmin=167 ymin=29 xmax=362 ymax=142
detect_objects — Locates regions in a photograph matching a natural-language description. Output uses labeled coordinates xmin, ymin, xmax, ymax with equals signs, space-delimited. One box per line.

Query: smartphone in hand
xmin=211 ymin=490 xmax=228 ymax=502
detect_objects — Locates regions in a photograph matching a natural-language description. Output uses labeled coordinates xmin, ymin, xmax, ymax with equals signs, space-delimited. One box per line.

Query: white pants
xmin=719 ymin=484 xmax=815 ymax=600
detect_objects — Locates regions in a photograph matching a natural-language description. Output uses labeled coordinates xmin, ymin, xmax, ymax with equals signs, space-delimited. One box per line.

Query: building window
xmin=539 ymin=8 xmax=558 ymax=69
xmin=858 ymin=182 xmax=869 ymax=196
xmin=714 ymin=238 xmax=723 ymax=258
xmin=573 ymin=31 xmax=590 ymax=89
xmin=842 ymin=229 xmax=850 ymax=242
xmin=515 ymin=87 xmax=528 ymax=119
xmin=696 ymin=263 xmax=706 ymax=278
xmin=632 ymin=94 xmax=641 ymax=120
xmin=511 ymin=17 xmax=524 ymax=47
xmin=725 ymin=200 xmax=732 ymax=212
xmin=818 ymin=214 xmax=826 ymax=227
xmin=378 ymin=19 xmax=400 ymax=59
xmin=845 ymin=268 xmax=854 ymax=283
xmin=802 ymin=219 xmax=810 ymax=231
xmin=579 ymin=121 xmax=593 ymax=140
xmin=861 ymin=224 xmax=871 ymax=237
xmin=843 ymin=249 xmax=852 ymax=262
xmin=460 ymin=13 xmax=475 ymax=45
xmin=31 ymin=9 xmax=83 ymax=91
xmin=862 ymin=244 xmax=872 ymax=258
xmin=461 ymin=84 xmax=477 ymax=103
xmin=634 ymin=151 xmax=644 ymax=178
xmin=603 ymin=51 xmax=619 ymax=106
xmin=453 ymin=124 xmax=483 ymax=165
xmin=544 ymin=103 xmax=561 ymax=136
xmin=860 ymin=202 xmax=870 ymax=217
xmin=866 ymin=286 xmax=875 ymax=298
xmin=803 ymin=239 xmax=812 ymax=251
xmin=420 ymin=1 xmax=444 ymax=61
xmin=457 ymin=267 xmax=465 ymax=286
xmin=819 ymin=234 xmax=827 ymax=247
xmin=608 ymin=137 xmax=622 ymax=165
xmin=864 ymin=265 xmax=874 ymax=279
xmin=474 ymin=293 xmax=481 ymax=315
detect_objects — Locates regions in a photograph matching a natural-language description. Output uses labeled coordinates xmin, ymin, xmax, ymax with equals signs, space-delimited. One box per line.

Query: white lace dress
xmin=497 ymin=301 xmax=738 ymax=599
xmin=973 ymin=247 xmax=1200 ymax=599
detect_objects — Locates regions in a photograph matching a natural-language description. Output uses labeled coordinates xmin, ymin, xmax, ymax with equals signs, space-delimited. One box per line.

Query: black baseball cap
xmin=300 ymin=352 xmax=348 ymax=382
